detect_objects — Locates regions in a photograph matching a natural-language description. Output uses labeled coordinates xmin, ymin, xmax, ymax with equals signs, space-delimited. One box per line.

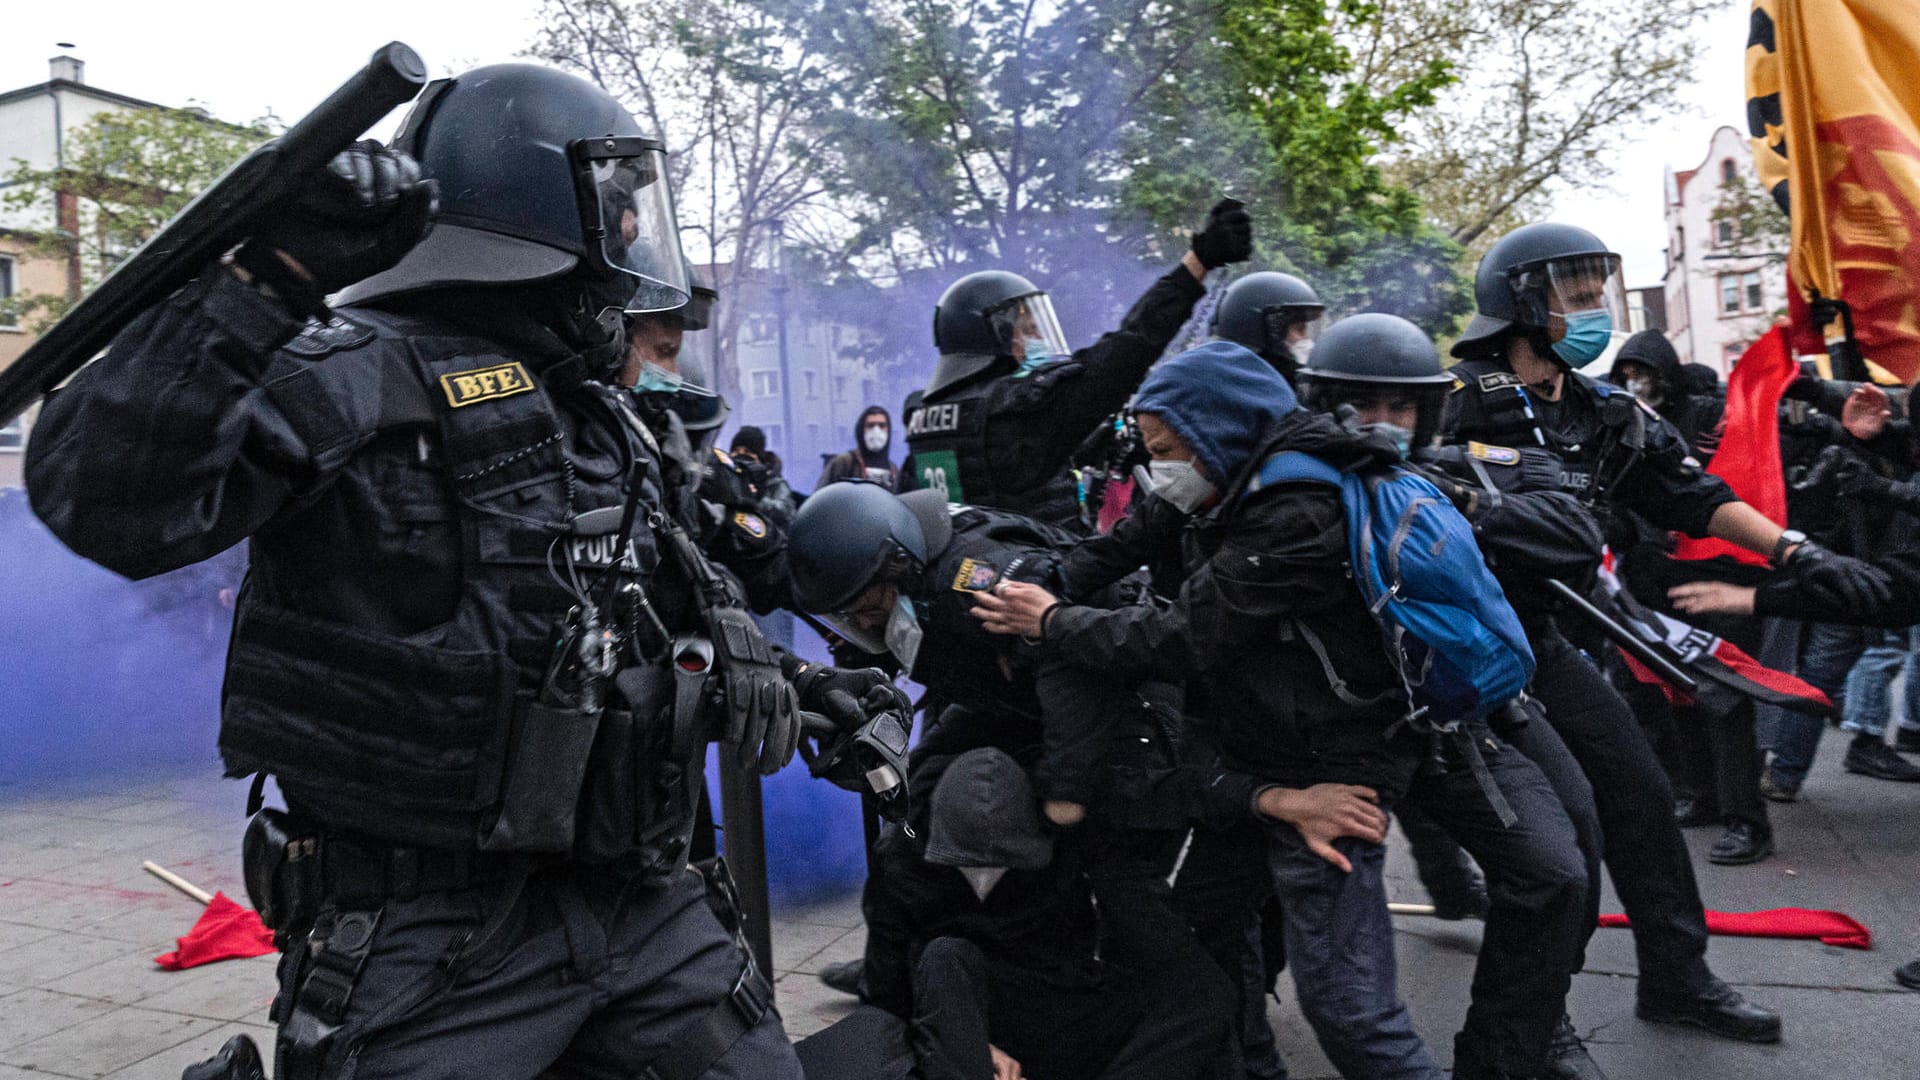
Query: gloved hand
xmin=1836 ymin=456 xmax=1896 ymax=501
xmin=1410 ymin=463 xmax=1480 ymax=518
xmin=1784 ymin=539 xmax=1894 ymax=615
xmin=235 ymin=139 xmax=436 ymax=315
xmin=785 ymin=660 xmax=911 ymax=728
xmin=1189 ymin=197 xmax=1253 ymax=270
xmin=705 ymin=604 xmax=800 ymax=775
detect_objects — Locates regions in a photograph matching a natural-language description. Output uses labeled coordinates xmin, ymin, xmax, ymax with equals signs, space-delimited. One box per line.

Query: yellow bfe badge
xmin=440 ymin=362 xmax=536 ymax=408
xmin=732 ymin=511 xmax=768 ymax=539
xmin=1467 ymin=441 xmax=1521 ymax=466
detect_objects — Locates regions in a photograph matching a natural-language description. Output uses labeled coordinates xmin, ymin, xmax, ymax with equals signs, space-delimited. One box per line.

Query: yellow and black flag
xmin=1747 ymin=0 xmax=1920 ymax=383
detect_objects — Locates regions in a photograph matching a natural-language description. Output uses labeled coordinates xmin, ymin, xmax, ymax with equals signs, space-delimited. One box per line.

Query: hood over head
xmin=856 ymin=405 xmax=893 ymax=463
xmin=1133 ymin=340 xmax=1301 ymax=487
xmin=923 ymin=747 xmax=1054 ymax=871
xmin=1612 ymin=329 xmax=1683 ymax=387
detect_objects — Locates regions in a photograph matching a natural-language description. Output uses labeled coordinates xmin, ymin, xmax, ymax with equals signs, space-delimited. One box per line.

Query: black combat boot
xmin=1637 ymin=977 xmax=1782 ymax=1043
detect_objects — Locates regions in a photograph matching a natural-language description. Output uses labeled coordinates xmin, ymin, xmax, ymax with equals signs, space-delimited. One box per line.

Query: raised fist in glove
xmin=1784 ymin=539 xmax=1894 ymax=615
xmin=235 ymin=139 xmax=437 ymax=315
xmin=1190 ymin=197 xmax=1253 ymax=270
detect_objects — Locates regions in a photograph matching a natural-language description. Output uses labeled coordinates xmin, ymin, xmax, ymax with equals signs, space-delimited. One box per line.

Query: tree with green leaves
xmin=1 ymin=106 xmax=268 ymax=331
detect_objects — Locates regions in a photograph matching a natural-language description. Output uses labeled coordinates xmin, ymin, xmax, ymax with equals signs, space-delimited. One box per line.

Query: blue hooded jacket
xmin=1132 ymin=340 xmax=1300 ymax=487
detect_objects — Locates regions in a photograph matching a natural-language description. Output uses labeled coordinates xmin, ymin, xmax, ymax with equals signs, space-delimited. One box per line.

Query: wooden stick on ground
xmin=142 ymin=860 xmax=213 ymax=906
xmin=1388 ymin=902 xmax=1440 ymax=917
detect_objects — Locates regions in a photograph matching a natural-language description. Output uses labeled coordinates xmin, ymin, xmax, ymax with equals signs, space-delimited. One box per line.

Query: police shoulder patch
xmin=1450 ymin=374 xmax=1468 ymax=393
xmin=284 ymin=314 xmax=375 ymax=359
xmin=439 ymin=361 xmax=537 ymax=408
xmin=1477 ymin=371 xmax=1525 ymax=391
xmin=712 ymin=447 xmax=735 ymax=469
xmin=732 ymin=511 xmax=767 ymax=539
xmin=1467 ymin=441 xmax=1522 ymax=466
xmin=952 ymin=557 xmax=1001 ymax=593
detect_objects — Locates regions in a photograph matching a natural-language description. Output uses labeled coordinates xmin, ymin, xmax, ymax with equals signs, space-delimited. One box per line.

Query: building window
xmin=806 ymin=423 xmax=822 ymax=445
xmin=1720 ymin=275 xmax=1741 ymax=315
xmin=749 ymin=370 xmax=781 ymax=397
xmin=1744 ymin=270 xmax=1764 ymax=311
xmin=1721 ymin=158 xmax=1738 ymax=184
xmin=1718 ymin=271 xmax=1769 ymax=317
xmin=761 ymin=424 xmax=783 ymax=449
xmin=1724 ymin=341 xmax=1747 ymax=367
xmin=833 ymin=375 xmax=849 ymax=401
xmin=0 ymin=417 xmax=21 ymax=452
xmin=1714 ymin=218 xmax=1735 ymax=247
xmin=802 ymin=370 xmax=818 ymax=397
xmin=0 ymin=255 xmax=15 ymax=331
xmin=746 ymin=315 xmax=777 ymax=344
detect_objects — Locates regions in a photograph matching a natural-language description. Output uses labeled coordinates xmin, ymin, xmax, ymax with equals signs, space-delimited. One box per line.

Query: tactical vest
xmin=1448 ymin=359 xmax=1648 ymax=503
xmin=220 ymin=311 xmax=695 ymax=863
xmin=904 ymin=364 xmax=1084 ymax=530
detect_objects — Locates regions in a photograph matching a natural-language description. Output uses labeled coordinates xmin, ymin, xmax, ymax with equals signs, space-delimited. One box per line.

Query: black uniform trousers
xmin=1401 ymin=725 xmax=1592 ymax=1075
xmin=1529 ymin=626 xmax=1716 ymax=998
xmin=272 ymin=864 xmax=800 ymax=1080
xmin=1170 ymin=824 xmax=1287 ymax=1080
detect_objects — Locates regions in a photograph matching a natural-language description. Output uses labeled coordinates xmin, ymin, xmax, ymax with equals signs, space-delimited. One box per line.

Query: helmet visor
xmin=1262 ymin=306 xmax=1326 ymax=352
xmin=1543 ymin=254 xmax=1628 ymax=339
xmin=576 ymin=138 xmax=690 ymax=313
xmin=986 ymin=293 xmax=1070 ymax=363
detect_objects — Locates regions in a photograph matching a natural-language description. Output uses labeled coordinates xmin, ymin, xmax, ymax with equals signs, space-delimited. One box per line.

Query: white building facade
xmin=1661 ymin=125 xmax=1788 ymax=376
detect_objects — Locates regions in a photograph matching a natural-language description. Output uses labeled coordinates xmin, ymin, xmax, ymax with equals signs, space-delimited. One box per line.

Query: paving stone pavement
xmin=2 ymin=730 xmax=1915 ymax=1078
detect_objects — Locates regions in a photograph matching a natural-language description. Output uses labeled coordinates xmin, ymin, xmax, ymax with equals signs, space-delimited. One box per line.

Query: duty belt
xmin=319 ymin=837 xmax=526 ymax=906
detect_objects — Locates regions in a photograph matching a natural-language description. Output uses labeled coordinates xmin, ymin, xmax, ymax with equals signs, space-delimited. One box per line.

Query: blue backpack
xmin=1251 ymin=451 xmax=1535 ymax=731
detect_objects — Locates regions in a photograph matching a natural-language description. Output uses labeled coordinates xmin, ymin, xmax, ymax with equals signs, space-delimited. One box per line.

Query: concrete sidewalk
xmin=1 ymin=731 xmax=1914 ymax=1078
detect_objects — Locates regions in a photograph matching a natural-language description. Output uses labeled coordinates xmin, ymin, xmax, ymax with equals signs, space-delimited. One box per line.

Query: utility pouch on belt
xmin=243 ymin=808 xmax=321 ymax=934
xmin=478 ymin=691 xmax=602 ymax=853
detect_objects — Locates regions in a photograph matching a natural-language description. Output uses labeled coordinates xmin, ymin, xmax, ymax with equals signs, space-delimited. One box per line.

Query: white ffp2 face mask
xmin=863 ymin=426 xmax=889 ymax=453
xmin=1145 ymin=459 xmax=1216 ymax=514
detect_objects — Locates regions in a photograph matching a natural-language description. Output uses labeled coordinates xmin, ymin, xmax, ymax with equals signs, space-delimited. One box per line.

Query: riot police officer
xmin=1211 ymin=269 xmax=1325 ymax=385
xmin=1433 ymin=222 xmax=1843 ymax=1045
xmin=1300 ymin=313 xmax=1605 ymax=1080
xmin=901 ymin=198 xmax=1253 ymax=529
xmin=26 ymin=64 xmax=873 ymax=1080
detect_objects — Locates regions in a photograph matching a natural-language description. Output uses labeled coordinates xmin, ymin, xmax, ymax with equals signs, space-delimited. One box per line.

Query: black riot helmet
xmin=789 ymin=484 xmax=952 ymax=663
xmin=1212 ymin=271 xmax=1325 ymax=381
xmin=337 ymin=63 xmax=689 ymax=314
xmin=927 ymin=270 xmax=1070 ymax=395
xmin=1300 ymin=313 xmax=1451 ymax=451
xmin=1451 ymin=222 xmax=1627 ymax=363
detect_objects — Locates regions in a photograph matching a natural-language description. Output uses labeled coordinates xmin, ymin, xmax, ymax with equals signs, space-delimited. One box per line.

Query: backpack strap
xmin=1247 ymin=450 xmax=1342 ymax=494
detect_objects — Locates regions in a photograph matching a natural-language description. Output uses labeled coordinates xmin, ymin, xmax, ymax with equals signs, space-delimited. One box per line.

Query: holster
xmin=243 ymin=808 xmax=322 ymax=936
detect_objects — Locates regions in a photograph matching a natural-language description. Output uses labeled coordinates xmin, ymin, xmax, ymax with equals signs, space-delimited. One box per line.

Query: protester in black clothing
xmin=1608 ymin=330 xmax=1726 ymax=460
xmin=901 ymin=198 xmax=1251 ymax=529
xmin=1437 ymin=222 xmax=1805 ymax=1041
xmin=730 ymin=425 xmax=801 ymax=525
xmin=821 ymin=405 xmax=903 ymax=490
xmin=861 ymin=747 xmax=1232 ymax=1080
xmin=974 ymin=340 xmax=1449 ymax=1080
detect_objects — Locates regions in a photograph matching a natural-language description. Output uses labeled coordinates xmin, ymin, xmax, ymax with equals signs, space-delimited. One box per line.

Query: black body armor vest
xmin=904 ymin=364 xmax=1085 ymax=530
xmin=220 ymin=310 xmax=698 ymax=863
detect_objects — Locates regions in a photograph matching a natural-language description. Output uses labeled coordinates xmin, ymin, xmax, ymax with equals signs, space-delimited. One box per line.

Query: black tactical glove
xmin=1784 ymin=539 xmax=1894 ymax=615
xmin=705 ymin=604 xmax=801 ymax=775
xmin=785 ymin=660 xmax=911 ymax=726
xmin=1189 ymin=197 xmax=1253 ymax=270
xmin=1836 ymin=456 xmax=1897 ymax=501
xmin=235 ymin=140 xmax=436 ymax=316
xmin=1410 ymin=463 xmax=1481 ymax=518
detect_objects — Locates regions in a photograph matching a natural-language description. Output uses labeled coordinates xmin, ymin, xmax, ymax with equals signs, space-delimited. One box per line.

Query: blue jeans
xmin=1266 ymin=818 xmax=1444 ymax=1080
xmin=1841 ymin=627 xmax=1920 ymax=738
xmin=1769 ymin=622 xmax=1864 ymax=788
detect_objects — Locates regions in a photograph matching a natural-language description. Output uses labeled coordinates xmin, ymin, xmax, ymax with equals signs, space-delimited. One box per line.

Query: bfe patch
xmin=440 ymin=362 xmax=537 ymax=408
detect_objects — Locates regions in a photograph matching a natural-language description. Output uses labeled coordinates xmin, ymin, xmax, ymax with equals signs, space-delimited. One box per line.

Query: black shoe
xmin=1844 ymin=735 xmax=1920 ymax=781
xmin=1894 ymin=728 xmax=1920 ymax=754
xmin=1448 ymin=1043 xmax=1522 ymax=1080
xmin=1432 ymin=881 xmax=1491 ymax=921
xmin=1672 ymin=796 xmax=1717 ymax=828
xmin=818 ymin=958 xmax=865 ymax=997
xmin=1708 ymin=821 xmax=1775 ymax=865
xmin=1759 ymin=773 xmax=1799 ymax=803
xmin=183 ymin=1035 xmax=267 ymax=1080
xmin=1542 ymin=1014 xmax=1609 ymax=1079
xmin=1638 ymin=979 xmax=1782 ymax=1043
xmin=1896 ymin=958 xmax=1920 ymax=990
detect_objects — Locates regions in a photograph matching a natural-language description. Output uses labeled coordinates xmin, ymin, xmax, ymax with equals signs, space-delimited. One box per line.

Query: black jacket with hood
xmin=1047 ymin=342 xmax=1426 ymax=801
xmin=818 ymin=405 xmax=901 ymax=491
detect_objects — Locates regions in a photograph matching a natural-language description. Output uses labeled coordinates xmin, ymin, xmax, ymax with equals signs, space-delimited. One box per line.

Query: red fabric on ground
xmin=1673 ymin=326 xmax=1796 ymax=567
xmin=1599 ymin=906 xmax=1871 ymax=950
xmin=154 ymin=891 xmax=276 ymax=970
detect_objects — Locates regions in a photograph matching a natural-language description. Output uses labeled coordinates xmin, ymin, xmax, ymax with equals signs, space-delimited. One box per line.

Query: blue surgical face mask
xmin=633 ymin=361 xmax=684 ymax=394
xmin=1551 ymin=308 xmax=1613 ymax=365
xmin=1017 ymin=338 xmax=1055 ymax=373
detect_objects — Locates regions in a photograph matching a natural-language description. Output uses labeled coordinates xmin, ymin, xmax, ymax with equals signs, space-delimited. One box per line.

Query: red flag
xmin=1601 ymin=906 xmax=1870 ymax=949
xmin=1673 ymin=326 xmax=1796 ymax=566
xmin=154 ymin=892 xmax=276 ymax=970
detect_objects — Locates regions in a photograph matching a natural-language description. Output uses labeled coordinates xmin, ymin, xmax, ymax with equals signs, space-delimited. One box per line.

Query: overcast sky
xmin=4 ymin=0 xmax=1752 ymax=287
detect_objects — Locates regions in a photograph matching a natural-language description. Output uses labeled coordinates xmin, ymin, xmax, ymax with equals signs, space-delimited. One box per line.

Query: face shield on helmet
xmin=986 ymin=293 xmax=1070 ymax=368
xmin=1525 ymin=254 xmax=1627 ymax=366
xmin=812 ymin=540 xmax=925 ymax=667
xmin=573 ymin=137 xmax=689 ymax=313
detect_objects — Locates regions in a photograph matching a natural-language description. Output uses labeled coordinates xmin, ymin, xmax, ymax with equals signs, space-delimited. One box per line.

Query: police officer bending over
xmin=27 ymin=64 xmax=885 ymax=1080
xmin=902 ymin=198 xmax=1253 ymax=529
